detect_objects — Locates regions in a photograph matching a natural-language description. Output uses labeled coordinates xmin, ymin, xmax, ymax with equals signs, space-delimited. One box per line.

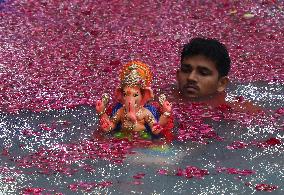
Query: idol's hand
xmin=100 ymin=117 xmax=112 ymax=132
xmin=162 ymin=101 xmax=172 ymax=113
xmin=159 ymin=94 xmax=172 ymax=113
xmin=95 ymin=93 xmax=109 ymax=114
xmin=95 ymin=100 xmax=105 ymax=114
xmin=152 ymin=123 xmax=163 ymax=135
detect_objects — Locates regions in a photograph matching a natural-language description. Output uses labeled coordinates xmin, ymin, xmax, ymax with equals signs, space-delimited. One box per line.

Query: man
xmin=177 ymin=37 xmax=230 ymax=102
xmin=175 ymin=37 xmax=260 ymax=112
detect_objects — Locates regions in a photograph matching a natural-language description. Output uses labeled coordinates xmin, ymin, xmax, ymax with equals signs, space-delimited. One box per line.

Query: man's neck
xmin=177 ymin=90 xmax=227 ymax=107
xmin=162 ymin=84 xmax=227 ymax=107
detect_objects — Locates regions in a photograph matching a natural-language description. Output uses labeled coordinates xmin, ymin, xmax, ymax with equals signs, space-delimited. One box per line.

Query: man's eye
xmin=199 ymin=69 xmax=211 ymax=76
xmin=181 ymin=66 xmax=192 ymax=73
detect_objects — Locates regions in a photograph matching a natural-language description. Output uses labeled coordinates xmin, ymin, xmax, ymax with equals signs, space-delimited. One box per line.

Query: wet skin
xmin=176 ymin=55 xmax=228 ymax=100
xmin=175 ymin=55 xmax=261 ymax=113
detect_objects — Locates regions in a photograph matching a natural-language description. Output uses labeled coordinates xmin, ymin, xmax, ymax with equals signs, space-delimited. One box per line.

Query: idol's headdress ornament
xmin=120 ymin=61 xmax=152 ymax=88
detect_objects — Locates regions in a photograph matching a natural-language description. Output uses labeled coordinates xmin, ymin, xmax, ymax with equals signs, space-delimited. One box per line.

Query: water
xmin=0 ymin=0 xmax=283 ymax=194
xmin=0 ymin=82 xmax=283 ymax=194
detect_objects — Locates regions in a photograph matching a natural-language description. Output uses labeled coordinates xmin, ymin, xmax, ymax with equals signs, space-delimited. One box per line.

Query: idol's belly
xmin=121 ymin=119 xmax=147 ymax=132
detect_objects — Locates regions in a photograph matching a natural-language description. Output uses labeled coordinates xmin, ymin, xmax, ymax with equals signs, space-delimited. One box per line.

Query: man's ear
xmin=176 ymin=69 xmax=181 ymax=86
xmin=176 ymin=69 xmax=180 ymax=79
xmin=217 ymin=76 xmax=229 ymax=92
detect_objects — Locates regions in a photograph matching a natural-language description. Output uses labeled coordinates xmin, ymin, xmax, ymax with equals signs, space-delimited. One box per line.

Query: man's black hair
xmin=181 ymin=37 xmax=231 ymax=77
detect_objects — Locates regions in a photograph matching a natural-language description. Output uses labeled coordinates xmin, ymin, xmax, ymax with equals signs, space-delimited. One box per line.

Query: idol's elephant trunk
xmin=124 ymin=97 xmax=137 ymax=122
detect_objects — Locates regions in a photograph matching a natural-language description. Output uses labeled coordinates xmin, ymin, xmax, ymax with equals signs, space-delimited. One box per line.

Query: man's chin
xmin=181 ymin=91 xmax=218 ymax=101
xmin=182 ymin=91 xmax=200 ymax=99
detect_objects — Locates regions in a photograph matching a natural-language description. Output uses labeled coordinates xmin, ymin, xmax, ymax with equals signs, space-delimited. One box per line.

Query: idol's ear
xmin=114 ymin=88 xmax=124 ymax=102
xmin=217 ymin=76 xmax=229 ymax=92
xmin=141 ymin=87 xmax=154 ymax=105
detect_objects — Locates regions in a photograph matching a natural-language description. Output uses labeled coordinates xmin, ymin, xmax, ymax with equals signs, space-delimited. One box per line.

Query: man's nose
xmin=187 ymin=71 xmax=198 ymax=81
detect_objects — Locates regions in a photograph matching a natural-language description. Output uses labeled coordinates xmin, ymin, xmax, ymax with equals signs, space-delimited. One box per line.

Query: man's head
xmin=177 ymin=37 xmax=231 ymax=99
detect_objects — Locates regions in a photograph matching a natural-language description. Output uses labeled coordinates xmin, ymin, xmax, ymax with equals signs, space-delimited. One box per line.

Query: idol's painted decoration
xmin=95 ymin=61 xmax=174 ymax=142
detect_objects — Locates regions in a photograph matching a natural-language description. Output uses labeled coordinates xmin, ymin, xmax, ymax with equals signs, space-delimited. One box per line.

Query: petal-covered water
xmin=0 ymin=0 xmax=283 ymax=194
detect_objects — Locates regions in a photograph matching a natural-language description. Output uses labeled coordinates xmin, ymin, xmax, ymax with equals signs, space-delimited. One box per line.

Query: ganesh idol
xmin=95 ymin=61 xmax=174 ymax=141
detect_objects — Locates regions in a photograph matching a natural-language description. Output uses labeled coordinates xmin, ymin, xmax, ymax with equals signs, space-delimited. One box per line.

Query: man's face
xmin=177 ymin=55 xmax=227 ymax=99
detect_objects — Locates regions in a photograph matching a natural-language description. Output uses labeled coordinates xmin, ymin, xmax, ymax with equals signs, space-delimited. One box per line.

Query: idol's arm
xmin=98 ymin=109 xmax=122 ymax=132
xmin=144 ymin=110 xmax=162 ymax=135
xmin=158 ymin=100 xmax=172 ymax=127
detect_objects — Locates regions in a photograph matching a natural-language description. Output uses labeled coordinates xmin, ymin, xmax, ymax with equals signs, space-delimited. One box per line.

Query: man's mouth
xmin=184 ymin=85 xmax=199 ymax=92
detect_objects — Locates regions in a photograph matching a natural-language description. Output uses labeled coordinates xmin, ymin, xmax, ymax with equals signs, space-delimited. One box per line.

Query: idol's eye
xmin=123 ymin=92 xmax=127 ymax=97
xmin=133 ymin=93 xmax=139 ymax=97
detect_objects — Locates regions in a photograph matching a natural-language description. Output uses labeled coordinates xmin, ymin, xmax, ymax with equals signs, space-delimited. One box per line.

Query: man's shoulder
xmin=226 ymin=99 xmax=262 ymax=114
